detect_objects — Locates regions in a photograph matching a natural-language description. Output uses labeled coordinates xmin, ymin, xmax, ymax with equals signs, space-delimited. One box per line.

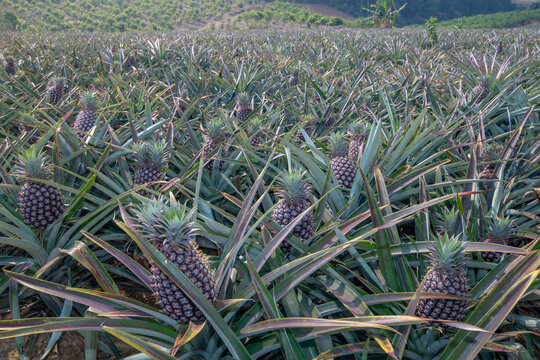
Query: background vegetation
xmin=0 ymin=0 xmax=537 ymax=32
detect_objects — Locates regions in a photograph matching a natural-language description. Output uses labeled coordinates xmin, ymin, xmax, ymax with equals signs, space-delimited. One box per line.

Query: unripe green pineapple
xmin=202 ymin=119 xmax=227 ymax=171
xmin=15 ymin=149 xmax=64 ymax=229
xmin=272 ymin=170 xmax=314 ymax=252
xmin=4 ymin=57 xmax=16 ymax=76
xmin=329 ymin=133 xmax=357 ymax=189
xmin=481 ymin=216 xmax=514 ymax=263
xmin=236 ymin=92 xmax=252 ymax=121
xmin=347 ymin=121 xmax=370 ymax=161
xmin=74 ymin=92 xmax=98 ymax=137
xmin=132 ymin=141 xmax=170 ymax=195
xmin=247 ymin=116 xmax=264 ymax=148
xmin=47 ymin=77 xmax=65 ymax=105
xmin=417 ymin=234 xmax=469 ymax=328
xmin=134 ymin=197 xmax=216 ymax=324
xmin=480 ymin=142 xmax=503 ymax=180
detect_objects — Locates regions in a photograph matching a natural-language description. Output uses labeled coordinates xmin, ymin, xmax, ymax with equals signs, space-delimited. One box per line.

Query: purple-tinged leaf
xmin=61 ymin=241 xmax=119 ymax=294
xmin=82 ymin=231 xmax=152 ymax=289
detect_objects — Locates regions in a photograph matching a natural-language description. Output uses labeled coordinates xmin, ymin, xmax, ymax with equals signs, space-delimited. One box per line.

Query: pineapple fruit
xmin=329 ymin=133 xmax=357 ymax=189
xmin=480 ymin=142 xmax=503 ymax=180
xmin=348 ymin=121 xmax=370 ymax=161
xmin=134 ymin=197 xmax=216 ymax=324
xmin=15 ymin=149 xmax=64 ymax=229
xmin=481 ymin=216 xmax=514 ymax=263
xmin=173 ymin=91 xmax=189 ymax=118
xmin=324 ymin=116 xmax=336 ymax=129
xmin=74 ymin=92 xmax=98 ymax=137
xmin=467 ymin=76 xmax=491 ymax=104
xmin=272 ymin=170 xmax=314 ymax=252
xmin=132 ymin=141 xmax=170 ymax=195
xmin=18 ymin=117 xmax=40 ymax=145
xmin=247 ymin=116 xmax=264 ymax=148
xmin=295 ymin=115 xmax=314 ymax=146
xmin=47 ymin=78 xmax=65 ymax=105
xmin=202 ymin=119 xmax=227 ymax=171
xmin=4 ymin=57 xmax=16 ymax=76
xmin=417 ymin=234 xmax=469 ymax=328
xmin=235 ymin=92 xmax=252 ymax=121
xmin=289 ymin=71 xmax=299 ymax=86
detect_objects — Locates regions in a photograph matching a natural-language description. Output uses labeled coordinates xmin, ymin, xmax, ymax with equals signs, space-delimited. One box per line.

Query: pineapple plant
xmin=481 ymin=216 xmax=514 ymax=263
xmin=15 ymin=149 xmax=64 ymax=230
xmin=47 ymin=78 xmax=65 ymax=105
xmin=347 ymin=121 xmax=370 ymax=161
xmin=73 ymin=92 xmax=98 ymax=137
xmin=247 ymin=116 xmax=264 ymax=148
xmin=134 ymin=197 xmax=216 ymax=324
xmin=480 ymin=142 xmax=503 ymax=180
xmin=132 ymin=141 xmax=170 ymax=195
xmin=272 ymin=170 xmax=314 ymax=252
xmin=329 ymin=133 xmax=357 ymax=189
xmin=417 ymin=234 xmax=469 ymax=328
xmin=4 ymin=56 xmax=16 ymax=76
xmin=235 ymin=92 xmax=252 ymax=121
xmin=202 ymin=119 xmax=227 ymax=171
xmin=289 ymin=71 xmax=299 ymax=86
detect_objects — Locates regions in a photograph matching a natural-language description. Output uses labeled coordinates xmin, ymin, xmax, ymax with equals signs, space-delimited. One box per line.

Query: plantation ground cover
xmin=0 ymin=29 xmax=539 ymax=359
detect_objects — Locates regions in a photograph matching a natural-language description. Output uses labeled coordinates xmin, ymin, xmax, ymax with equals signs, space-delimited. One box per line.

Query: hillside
xmin=0 ymin=0 xmax=537 ymax=31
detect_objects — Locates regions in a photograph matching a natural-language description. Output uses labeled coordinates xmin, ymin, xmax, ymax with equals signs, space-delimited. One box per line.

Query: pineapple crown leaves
xmin=247 ymin=116 xmax=265 ymax=135
xmin=348 ymin=121 xmax=371 ymax=140
xmin=477 ymin=74 xmax=496 ymax=90
xmin=328 ymin=132 xmax=348 ymax=158
xmin=237 ymin=92 xmax=251 ymax=108
xmin=486 ymin=215 xmax=514 ymax=243
xmin=49 ymin=77 xmax=65 ymax=88
xmin=80 ymin=92 xmax=98 ymax=111
xmin=434 ymin=207 xmax=459 ymax=236
xmin=15 ymin=148 xmax=52 ymax=181
xmin=300 ymin=114 xmax=320 ymax=127
xmin=483 ymin=142 xmax=503 ymax=162
xmin=205 ymin=119 xmax=227 ymax=143
xmin=427 ymin=234 xmax=468 ymax=273
xmin=132 ymin=141 xmax=170 ymax=169
xmin=277 ymin=169 xmax=311 ymax=205
xmin=134 ymin=196 xmax=198 ymax=248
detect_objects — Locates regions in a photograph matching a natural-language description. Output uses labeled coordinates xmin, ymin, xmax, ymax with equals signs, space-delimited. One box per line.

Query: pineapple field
xmin=0 ymin=28 xmax=539 ymax=359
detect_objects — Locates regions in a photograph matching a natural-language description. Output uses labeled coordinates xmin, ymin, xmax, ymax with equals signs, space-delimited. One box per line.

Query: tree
xmin=2 ymin=11 xmax=19 ymax=30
